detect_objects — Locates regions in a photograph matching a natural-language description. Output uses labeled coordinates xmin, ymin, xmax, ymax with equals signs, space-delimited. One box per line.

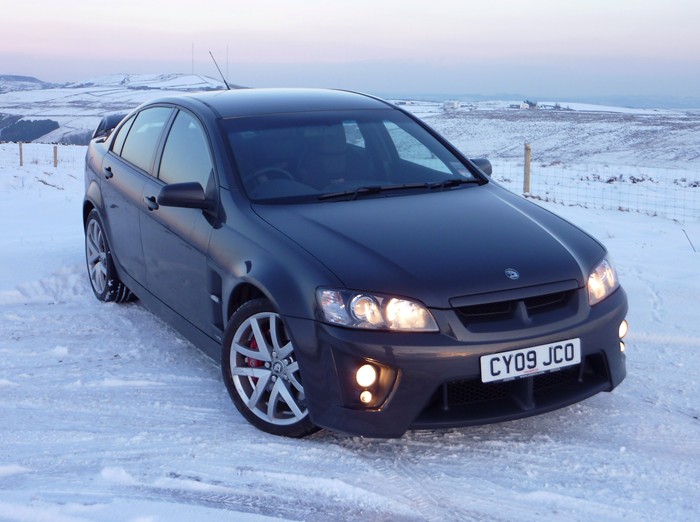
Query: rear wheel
xmin=85 ymin=209 xmax=133 ymax=303
xmin=222 ymin=298 xmax=318 ymax=437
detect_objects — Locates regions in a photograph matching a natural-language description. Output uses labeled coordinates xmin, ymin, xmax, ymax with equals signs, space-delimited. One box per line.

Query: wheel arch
xmin=226 ymin=282 xmax=267 ymax=321
xmin=82 ymin=200 xmax=95 ymax=228
xmin=220 ymin=257 xmax=326 ymax=332
xmin=83 ymin=179 xmax=103 ymax=228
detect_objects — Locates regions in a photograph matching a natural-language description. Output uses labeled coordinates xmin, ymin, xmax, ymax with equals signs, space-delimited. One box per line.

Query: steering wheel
xmin=246 ymin=167 xmax=295 ymax=188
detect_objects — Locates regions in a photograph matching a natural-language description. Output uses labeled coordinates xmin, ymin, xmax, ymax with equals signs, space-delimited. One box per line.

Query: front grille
xmin=446 ymin=378 xmax=512 ymax=404
xmin=444 ymin=364 xmax=581 ymax=407
xmin=456 ymin=290 xmax=573 ymax=320
xmin=454 ymin=289 xmax=577 ymax=331
xmin=533 ymin=365 xmax=581 ymax=390
xmin=411 ymin=353 xmax=611 ymax=429
xmin=524 ymin=291 xmax=569 ymax=314
xmin=458 ymin=300 xmax=514 ymax=318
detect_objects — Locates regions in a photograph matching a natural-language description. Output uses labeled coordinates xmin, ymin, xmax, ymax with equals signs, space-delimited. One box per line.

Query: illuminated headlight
xmin=587 ymin=257 xmax=619 ymax=306
xmin=350 ymin=295 xmax=384 ymax=327
xmin=317 ymin=289 xmax=438 ymax=332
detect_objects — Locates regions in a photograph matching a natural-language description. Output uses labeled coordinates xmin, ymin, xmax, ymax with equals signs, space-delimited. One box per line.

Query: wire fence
xmin=3 ymin=142 xmax=699 ymax=223
xmin=490 ymin=157 xmax=700 ymax=224
xmin=0 ymin=141 xmax=85 ymax=169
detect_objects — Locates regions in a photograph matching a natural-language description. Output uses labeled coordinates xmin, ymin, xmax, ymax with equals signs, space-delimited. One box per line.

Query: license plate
xmin=480 ymin=338 xmax=581 ymax=383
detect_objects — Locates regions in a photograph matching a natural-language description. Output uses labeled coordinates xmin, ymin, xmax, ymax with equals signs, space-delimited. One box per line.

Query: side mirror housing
xmin=470 ymin=158 xmax=492 ymax=177
xmin=157 ymin=182 xmax=211 ymax=210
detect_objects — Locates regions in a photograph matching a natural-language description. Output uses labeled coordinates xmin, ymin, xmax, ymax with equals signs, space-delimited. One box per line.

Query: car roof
xmin=148 ymin=88 xmax=393 ymax=119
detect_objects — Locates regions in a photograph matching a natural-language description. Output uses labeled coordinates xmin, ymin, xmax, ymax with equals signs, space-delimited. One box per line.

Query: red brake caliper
xmin=247 ymin=337 xmax=263 ymax=384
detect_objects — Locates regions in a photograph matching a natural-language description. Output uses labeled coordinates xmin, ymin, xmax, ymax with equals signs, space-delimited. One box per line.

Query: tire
xmin=84 ymin=209 xmax=133 ymax=303
xmin=222 ymin=298 xmax=319 ymax=437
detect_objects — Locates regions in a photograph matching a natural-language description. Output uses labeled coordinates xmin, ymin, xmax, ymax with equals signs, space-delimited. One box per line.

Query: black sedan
xmin=84 ymin=88 xmax=628 ymax=438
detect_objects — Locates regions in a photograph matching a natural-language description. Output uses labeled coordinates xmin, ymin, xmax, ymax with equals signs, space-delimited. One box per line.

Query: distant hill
xmin=0 ymin=119 xmax=60 ymax=142
xmin=0 ymin=74 xmax=60 ymax=93
xmin=65 ymin=72 xmax=241 ymax=91
xmin=379 ymin=91 xmax=700 ymax=110
xmin=0 ymin=73 xmax=243 ymax=144
xmin=2 ymin=72 xmax=698 ymax=146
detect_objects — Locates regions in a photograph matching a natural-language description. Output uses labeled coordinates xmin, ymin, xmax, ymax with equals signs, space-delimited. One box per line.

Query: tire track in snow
xmin=95 ymin=469 xmax=421 ymax=521
xmin=332 ymin=437 xmax=507 ymax=522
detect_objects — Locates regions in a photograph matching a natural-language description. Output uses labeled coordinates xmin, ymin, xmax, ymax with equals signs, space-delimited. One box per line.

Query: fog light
xmin=356 ymin=364 xmax=377 ymax=387
xmin=619 ymin=320 xmax=628 ymax=339
xmin=620 ymin=341 xmax=626 ymax=353
xmin=360 ymin=391 xmax=373 ymax=404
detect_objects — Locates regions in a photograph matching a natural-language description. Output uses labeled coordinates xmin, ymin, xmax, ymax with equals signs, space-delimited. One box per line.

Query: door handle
xmin=144 ymin=195 xmax=159 ymax=211
xmin=104 ymin=166 xmax=113 ymax=179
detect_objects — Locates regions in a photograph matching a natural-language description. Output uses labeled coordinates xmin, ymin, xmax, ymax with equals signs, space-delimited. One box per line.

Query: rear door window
xmin=119 ymin=107 xmax=172 ymax=173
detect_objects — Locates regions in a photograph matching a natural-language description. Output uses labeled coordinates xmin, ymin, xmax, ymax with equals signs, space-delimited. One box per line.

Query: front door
xmin=140 ymin=110 xmax=216 ymax=334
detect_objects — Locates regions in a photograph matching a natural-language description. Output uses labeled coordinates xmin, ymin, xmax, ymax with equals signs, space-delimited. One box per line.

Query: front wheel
xmin=222 ymin=298 xmax=318 ymax=437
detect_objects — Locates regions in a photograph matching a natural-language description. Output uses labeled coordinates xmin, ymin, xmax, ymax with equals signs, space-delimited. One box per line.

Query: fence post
xmin=19 ymin=142 xmax=23 ymax=167
xmin=53 ymin=145 xmax=58 ymax=168
xmin=523 ymin=143 xmax=531 ymax=195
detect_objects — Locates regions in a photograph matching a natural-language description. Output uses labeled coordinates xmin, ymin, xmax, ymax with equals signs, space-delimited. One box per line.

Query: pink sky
xmin=3 ymin=0 xmax=699 ymax=97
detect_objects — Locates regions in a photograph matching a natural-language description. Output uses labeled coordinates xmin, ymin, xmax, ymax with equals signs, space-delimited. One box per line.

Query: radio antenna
xmin=209 ymin=51 xmax=231 ymax=90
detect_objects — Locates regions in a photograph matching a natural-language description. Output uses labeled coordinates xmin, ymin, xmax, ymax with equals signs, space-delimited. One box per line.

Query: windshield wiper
xmin=318 ymin=179 xmax=482 ymax=201
xmin=428 ymin=178 xmax=484 ymax=190
xmin=318 ymin=183 xmax=429 ymax=201
xmin=318 ymin=186 xmax=382 ymax=201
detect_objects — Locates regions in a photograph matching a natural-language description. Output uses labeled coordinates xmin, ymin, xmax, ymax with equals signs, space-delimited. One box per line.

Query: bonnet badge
xmin=505 ymin=268 xmax=520 ymax=280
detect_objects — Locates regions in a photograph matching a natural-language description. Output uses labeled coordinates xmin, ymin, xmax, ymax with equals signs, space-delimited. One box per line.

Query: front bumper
xmin=288 ymin=286 xmax=628 ymax=438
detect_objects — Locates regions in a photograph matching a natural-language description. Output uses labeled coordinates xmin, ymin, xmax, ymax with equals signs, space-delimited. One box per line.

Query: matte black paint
xmin=84 ymin=88 xmax=627 ymax=437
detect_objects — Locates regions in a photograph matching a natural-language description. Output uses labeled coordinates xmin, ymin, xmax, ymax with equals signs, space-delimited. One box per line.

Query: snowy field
xmin=1 ymin=123 xmax=699 ymax=520
xmin=0 ymin=74 xmax=228 ymax=144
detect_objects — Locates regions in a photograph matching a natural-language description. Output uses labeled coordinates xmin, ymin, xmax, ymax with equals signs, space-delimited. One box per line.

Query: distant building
xmin=442 ymin=100 xmax=461 ymax=111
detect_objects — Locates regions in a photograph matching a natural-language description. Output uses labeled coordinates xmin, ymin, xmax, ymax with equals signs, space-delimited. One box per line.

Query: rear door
xmin=101 ymin=107 xmax=173 ymax=284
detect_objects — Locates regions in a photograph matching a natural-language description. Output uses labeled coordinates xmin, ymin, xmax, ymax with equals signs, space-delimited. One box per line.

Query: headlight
xmin=587 ymin=256 xmax=619 ymax=306
xmin=317 ymin=289 xmax=438 ymax=332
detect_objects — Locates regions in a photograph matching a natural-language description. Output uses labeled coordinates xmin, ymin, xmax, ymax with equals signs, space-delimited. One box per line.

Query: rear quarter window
xmin=111 ymin=116 xmax=134 ymax=157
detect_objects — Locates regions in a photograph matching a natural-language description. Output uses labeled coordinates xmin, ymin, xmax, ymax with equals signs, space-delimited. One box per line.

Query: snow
xmin=0 ymin=74 xmax=230 ymax=144
xmin=4 ymin=74 xmax=700 ymax=149
xmin=1 ymin=109 xmax=699 ymax=521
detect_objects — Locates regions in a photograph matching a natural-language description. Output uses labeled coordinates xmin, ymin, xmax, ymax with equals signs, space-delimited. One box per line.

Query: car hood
xmin=252 ymin=185 xmax=604 ymax=308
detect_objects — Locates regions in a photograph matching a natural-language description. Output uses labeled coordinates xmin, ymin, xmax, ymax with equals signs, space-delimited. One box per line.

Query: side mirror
xmin=157 ymin=182 xmax=212 ymax=210
xmin=470 ymin=158 xmax=492 ymax=177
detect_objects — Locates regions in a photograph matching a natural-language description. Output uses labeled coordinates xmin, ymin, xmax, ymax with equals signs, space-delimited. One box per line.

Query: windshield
xmin=222 ymin=109 xmax=481 ymax=202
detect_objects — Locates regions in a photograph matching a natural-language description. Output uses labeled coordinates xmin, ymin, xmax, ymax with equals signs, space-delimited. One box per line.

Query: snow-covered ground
xmin=400 ymin=100 xmax=700 ymax=168
xmin=0 ymin=125 xmax=699 ymax=520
